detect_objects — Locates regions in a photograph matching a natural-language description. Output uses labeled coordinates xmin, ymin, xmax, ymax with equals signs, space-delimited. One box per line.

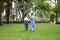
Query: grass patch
xmin=0 ymin=23 xmax=60 ymax=40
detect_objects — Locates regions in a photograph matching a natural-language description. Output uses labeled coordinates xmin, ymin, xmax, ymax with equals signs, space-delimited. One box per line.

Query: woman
xmin=24 ymin=14 xmax=29 ymax=31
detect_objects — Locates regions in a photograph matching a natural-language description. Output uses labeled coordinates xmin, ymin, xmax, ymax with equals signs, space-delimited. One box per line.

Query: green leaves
xmin=34 ymin=0 xmax=51 ymax=11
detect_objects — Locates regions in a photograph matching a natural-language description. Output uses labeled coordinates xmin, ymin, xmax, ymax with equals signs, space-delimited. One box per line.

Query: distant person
xmin=24 ymin=14 xmax=29 ymax=31
xmin=30 ymin=13 xmax=36 ymax=32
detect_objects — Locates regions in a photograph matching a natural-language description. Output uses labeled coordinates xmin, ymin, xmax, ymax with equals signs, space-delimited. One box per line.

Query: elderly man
xmin=30 ymin=13 xmax=36 ymax=32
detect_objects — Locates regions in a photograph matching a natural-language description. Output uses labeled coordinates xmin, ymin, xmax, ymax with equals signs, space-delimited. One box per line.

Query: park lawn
xmin=0 ymin=23 xmax=60 ymax=40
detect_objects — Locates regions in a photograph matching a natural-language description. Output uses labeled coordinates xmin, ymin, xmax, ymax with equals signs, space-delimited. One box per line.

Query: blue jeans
xmin=24 ymin=21 xmax=28 ymax=31
xmin=30 ymin=21 xmax=35 ymax=31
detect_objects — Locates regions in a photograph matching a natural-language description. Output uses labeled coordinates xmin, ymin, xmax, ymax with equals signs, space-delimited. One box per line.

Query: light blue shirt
xmin=30 ymin=15 xmax=36 ymax=25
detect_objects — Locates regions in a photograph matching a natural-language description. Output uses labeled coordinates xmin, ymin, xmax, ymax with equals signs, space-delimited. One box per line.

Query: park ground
xmin=0 ymin=23 xmax=60 ymax=40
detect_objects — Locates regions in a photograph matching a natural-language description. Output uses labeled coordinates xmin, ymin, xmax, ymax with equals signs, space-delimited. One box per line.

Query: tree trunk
xmin=21 ymin=12 xmax=26 ymax=21
xmin=0 ymin=0 xmax=3 ymax=26
xmin=55 ymin=0 xmax=58 ymax=23
xmin=56 ymin=0 xmax=60 ymax=23
xmin=5 ymin=0 xmax=12 ymax=24
xmin=6 ymin=6 xmax=10 ymax=24
xmin=0 ymin=12 xmax=2 ymax=26
xmin=58 ymin=0 xmax=60 ymax=16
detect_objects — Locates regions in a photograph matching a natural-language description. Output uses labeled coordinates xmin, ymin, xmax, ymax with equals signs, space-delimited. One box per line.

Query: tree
xmin=54 ymin=0 xmax=60 ymax=23
xmin=33 ymin=0 xmax=52 ymax=19
xmin=54 ymin=0 xmax=58 ymax=23
xmin=18 ymin=0 xmax=32 ymax=21
xmin=0 ymin=0 xmax=4 ymax=26
xmin=4 ymin=0 xmax=12 ymax=24
xmin=55 ymin=0 xmax=60 ymax=23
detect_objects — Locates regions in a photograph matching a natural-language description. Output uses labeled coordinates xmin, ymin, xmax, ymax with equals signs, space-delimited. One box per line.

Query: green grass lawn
xmin=0 ymin=23 xmax=60 ymax=40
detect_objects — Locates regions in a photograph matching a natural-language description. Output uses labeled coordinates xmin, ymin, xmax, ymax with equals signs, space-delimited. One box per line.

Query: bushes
xmin=3 ymin=21 xmax=24 ymax=23
xmin=2 ymin=20 xmax=48 ymax=23
xmin=56 ymin=21 xmax=60 ymax=24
